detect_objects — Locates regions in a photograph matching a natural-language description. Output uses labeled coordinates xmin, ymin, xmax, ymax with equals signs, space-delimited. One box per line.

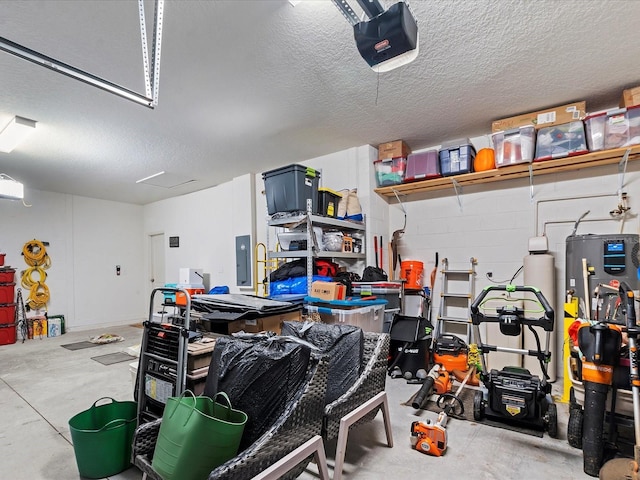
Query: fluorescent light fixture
xmin=136 ymin=171 xmax=196 ymax=188
xmin=136 ymin=171 xmax=166 ymax=184
xmin=0 ymin=174 xmax=24 ymax=200
xmin=0 ymin=116 xmax=36 ymax=153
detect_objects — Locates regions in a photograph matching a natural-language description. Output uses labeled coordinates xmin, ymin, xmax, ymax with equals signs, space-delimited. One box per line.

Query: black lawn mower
xmin=470 ymin=284 xmax=558 ymax=438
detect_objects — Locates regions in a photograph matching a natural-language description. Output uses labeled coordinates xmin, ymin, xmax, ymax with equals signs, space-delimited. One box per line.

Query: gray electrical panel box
xmin=566 ymin=233 xmax=639 ymax=320
xmin=235 ymin=235 xmax=251 ymax=287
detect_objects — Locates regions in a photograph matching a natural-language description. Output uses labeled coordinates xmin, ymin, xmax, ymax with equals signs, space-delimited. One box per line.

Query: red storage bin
xmin=0 ymin=254 xmax=5 ymax=266
xmin=0 ymin=268 xmax=15 ymax=283
xmin=0 ymin=304 xmax=16 ymax=324
xmin=404 ymin=150 xmax=441 ymax=182
xmin=0 ymin=323 xmax=16 ymax=345
xmin=0 ymin=283 xmax=15 ymax=304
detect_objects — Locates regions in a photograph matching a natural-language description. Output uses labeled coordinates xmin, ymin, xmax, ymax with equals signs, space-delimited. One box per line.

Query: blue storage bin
xmin=438 ymin=140 xmax=476 ymax=176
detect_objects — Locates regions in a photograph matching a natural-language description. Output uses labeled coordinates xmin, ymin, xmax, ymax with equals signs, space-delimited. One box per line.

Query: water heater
xmin=566 ymin=233 xmax=639 ymax=320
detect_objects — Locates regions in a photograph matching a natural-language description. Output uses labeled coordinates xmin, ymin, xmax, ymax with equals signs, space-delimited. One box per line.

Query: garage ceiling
xmin=1 ymin=0 xmax=639 ymax=205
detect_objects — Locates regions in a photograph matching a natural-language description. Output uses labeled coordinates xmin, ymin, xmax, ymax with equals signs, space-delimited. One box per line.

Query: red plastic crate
xmin=0 ymin=304 xmax=15 ymax=324
xmin=0 ymin=323 xmax=16 ymax=345
xmin=0 ymin=269 xmax=15 ymax=283
xmin=0 ymin=283 xmax=15 ymax=304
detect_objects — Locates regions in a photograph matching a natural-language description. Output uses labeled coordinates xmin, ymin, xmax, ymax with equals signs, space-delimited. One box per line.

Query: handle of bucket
xmin=167 ymin=389 xmax=199 ymax=426
xmin=91 ymin=397 xmax=117 ymax=409
xmin=215 ymin=392 xmax=233 ymax=420
xmin=100 ymin=418 xmax=129 ymax=432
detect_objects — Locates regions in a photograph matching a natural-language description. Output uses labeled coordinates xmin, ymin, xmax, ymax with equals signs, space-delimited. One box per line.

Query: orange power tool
xmin=410 ymin=366 xmax=476 ymax=456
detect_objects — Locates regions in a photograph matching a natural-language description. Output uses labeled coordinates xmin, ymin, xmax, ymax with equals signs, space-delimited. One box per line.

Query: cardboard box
xmin=187 ymin=338 xmax=216 ymax=371
xmin=242 ymin=310 xmax=302 ymax=334
xmin=491 ymin=101 xmax=587 ymax=133
xmin=378 ymin=140 xmax=411 ymax=160
xmin=311 ymin=281 xmax=346 ymax=301
xmin=621 ymin=86 xmax=640 ymax=108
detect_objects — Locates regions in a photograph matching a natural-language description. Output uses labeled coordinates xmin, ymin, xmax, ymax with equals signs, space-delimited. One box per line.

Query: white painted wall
xmin=143 ymin=182 xmax=233 ymax=292
xmin=0 ymin=189 xmax=145 ymax=331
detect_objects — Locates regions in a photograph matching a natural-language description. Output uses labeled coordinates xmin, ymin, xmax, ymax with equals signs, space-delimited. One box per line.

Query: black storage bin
xmin=262 ymin=164 xmax=320 ymax=215
xmin=317 ymin=188 xmax=341 ymax=218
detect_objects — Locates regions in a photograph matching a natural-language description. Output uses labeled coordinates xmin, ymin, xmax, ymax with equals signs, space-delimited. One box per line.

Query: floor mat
xmin=404 ymin=384 xmax=544 ymax=438
xmin=61 ymin=341 xmax=101 ymax=351
xmin=91 ymin=352 xmax=136 ymax=365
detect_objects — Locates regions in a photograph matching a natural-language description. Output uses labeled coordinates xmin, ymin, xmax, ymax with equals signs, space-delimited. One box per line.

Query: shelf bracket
xmin=451 ymin=178 xmax=463 ymax=212
xmin=529 ymin=164 xmax=534 ymax=203
xmin=618 ymin=148 xmax=631 ymax=195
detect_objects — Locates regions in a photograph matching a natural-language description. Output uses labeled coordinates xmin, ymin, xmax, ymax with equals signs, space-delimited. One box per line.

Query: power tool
xmin=410 ymin=365 xmax=476 ymax=456
xmin=411 ymin=364 xmax=452 ymax=410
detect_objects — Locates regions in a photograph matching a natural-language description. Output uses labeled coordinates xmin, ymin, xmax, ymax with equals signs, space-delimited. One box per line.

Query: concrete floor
xmin=0 ymin=324 xmax=595 ymax=480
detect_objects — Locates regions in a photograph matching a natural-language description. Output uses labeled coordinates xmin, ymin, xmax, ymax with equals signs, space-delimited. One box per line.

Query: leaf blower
xmin=410 ymin=364 xmax=476 ymax=456
xmin=411 ymin=364 xmax=452 ymax=410
xmin=577 ymin=311 xmax=622 ymax=476
xmin=599 ymin=282 xmax=640 ymax=480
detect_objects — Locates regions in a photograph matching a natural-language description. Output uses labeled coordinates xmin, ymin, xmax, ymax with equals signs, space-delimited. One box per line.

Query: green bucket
xmin=68 ymin=397 xmax=137 ymax=479
xmin=152 ymin=391 xmax=247 ymax=480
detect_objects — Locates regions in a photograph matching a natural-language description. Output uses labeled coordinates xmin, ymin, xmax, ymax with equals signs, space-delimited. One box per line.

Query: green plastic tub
xmin=68 ymin=397 xmax=137 ymax=479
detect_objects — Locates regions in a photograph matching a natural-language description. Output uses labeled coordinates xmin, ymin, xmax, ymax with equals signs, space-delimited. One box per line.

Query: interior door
xmin=149 ymin=233 xmax=165 ymax=315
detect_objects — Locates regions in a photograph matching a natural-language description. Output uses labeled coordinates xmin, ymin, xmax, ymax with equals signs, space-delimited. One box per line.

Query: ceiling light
xmin=136 ymin=171 xmax=166 ymax=184
xmin=136 ymin=171 xmax=195 ymax=188
xmin=0 ymin=116 xmax=36 ymax=153
xmin=0 ymin=174 xmax=24 ymax=200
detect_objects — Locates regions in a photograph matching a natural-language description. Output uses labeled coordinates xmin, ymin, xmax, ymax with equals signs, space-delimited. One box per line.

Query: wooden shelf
xmin=374 ymin=145 xmax=640 ymax=199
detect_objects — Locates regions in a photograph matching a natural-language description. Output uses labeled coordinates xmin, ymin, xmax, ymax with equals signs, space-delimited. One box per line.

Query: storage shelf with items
xmin=374 ymin=144 xmax=640 ymax=200
xmin=267 ymin=209 xmax=366 ymax=296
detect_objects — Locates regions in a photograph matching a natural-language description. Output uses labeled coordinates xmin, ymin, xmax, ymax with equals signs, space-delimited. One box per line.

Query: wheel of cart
xmin=470 ymin=284 xmax=558 ymax=438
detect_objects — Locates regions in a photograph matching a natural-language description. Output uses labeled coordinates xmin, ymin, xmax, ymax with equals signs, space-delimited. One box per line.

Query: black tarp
xmin=203 ymin=334 xmax=312 ymax=450
xmin=281 ymin=321 xmax=363 ymax=404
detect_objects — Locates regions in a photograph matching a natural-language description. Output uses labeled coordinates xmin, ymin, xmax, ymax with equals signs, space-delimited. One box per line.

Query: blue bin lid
xmin=304 ymin=296 xmax=388 ymax=307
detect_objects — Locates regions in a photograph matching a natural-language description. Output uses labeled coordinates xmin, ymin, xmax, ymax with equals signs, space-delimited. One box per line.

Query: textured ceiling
xmin=1 ymin=0 xmax=639 ymax=205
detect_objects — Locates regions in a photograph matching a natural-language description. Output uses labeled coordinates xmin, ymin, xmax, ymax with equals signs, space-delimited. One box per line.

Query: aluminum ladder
xmin=435 ymin=257 xmax=477 ymax=344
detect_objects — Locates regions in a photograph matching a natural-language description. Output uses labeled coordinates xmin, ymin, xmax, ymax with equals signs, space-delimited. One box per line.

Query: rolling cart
xmin=136 ymin=287 xmax=192 ymax=423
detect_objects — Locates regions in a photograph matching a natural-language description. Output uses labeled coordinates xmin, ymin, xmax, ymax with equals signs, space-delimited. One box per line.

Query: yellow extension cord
xmin=21 ymin=239 xmax=51 ymax=310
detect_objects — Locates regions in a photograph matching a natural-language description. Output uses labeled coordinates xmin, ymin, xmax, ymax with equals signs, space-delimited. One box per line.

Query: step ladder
xmin=136 ymin=287 xmax=192 ymax=423
xmin=435 ymin=257 xmax=477 ymax=344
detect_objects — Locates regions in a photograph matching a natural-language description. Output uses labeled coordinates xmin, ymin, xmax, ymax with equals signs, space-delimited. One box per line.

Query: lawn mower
xmin=470 ymin=284 xmax=558 ymax=438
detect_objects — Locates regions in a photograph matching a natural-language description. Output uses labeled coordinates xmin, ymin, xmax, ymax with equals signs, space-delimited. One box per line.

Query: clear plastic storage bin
xmin=374 ymin=157 xmax=407 ymax=187
xmin=534 ymin=121 xmax=588 ymax=161
xmin=492 ymin=125 xmax=536 ymax=167
xmin=584 ymin=105 xmax=640 ymax=152
xmin=305 ymin=303 xmax=386 ymax=332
